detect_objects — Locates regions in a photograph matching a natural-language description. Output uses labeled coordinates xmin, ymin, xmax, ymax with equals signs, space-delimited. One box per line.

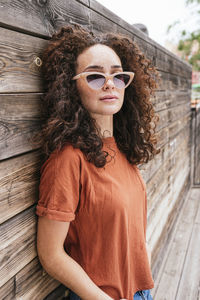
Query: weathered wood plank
xmin=147 ymin=140 xmax=190 ymax=240
xmin=15 ymin=258 xmax=61 ymax=300
xmin=0 ymin=151 xmax=41 ymax=224
xmin=44 ymin=285 xmax=69 ymax=300
xmin=0 ymin=94 xmax=42 ymax=160
xmin=157 ymin=112 xmax=190 ymax=150
xmin=155 ymin=101 xmax=190 ymax=133
xmin=0 ymin=0 xmax=91 ymax=37
xmin=147 ymin=166 xmax=190 ymax=247
xmin=175 ymin=189 xmax=200 ymax=300
xmin=175 ymin=223 xmax=200 ymax=300
xmin=145 ymin=119 xmax=190 ymax=181
xmin=168 ymin=113 xmax=190 ymax=141
xmin=147 ymin=152 xmax=190 ymax=228
xmin=157 ymin=70 xmax=191 ymax=91
xmin=179 ymin=75 xmax=192 ymax=91
xmin=152 ymin=90 xmax=191 ymax=112
xmin=0 ymin=278 xmax=15 ymax=300
xmin=168 ymin=103 xmax=190 ymax=123
xmin=141 ymin=119 xmax=190 ymax=184
xmin=194 ymin=108 xmax=200 ymax=185
xmin=152 ymin=188 xmax=200 ymax=300
xmin=156 ymin=126 xmax=169 ymax=148
xmin=194 ymin=189 xmax=200 ymax=223
xmin=151 ymin=174 xmax=191 ymax=276
xmin=90 ymin=0 xmax=142 ymax=39
xmin=89 ymin=8 xmax=118 ymax=35
xmin=0 ymin=27 xmax=46 ymax=93
xmin=0 ymin=207 xmax=37 ymax=287
xmin=155 ymin=46 xmax=192 ymax=77
xmin=0 ymin=0 xmax=192 ymax=76
xmin=76 ymin=0 xmax=90 ymax=7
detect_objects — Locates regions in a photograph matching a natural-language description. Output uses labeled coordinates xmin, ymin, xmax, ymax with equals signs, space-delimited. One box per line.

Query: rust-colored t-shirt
xmin=36 ymin=137 xmax=154 ymax=300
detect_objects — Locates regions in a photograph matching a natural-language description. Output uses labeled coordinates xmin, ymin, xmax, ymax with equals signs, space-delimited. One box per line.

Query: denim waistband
xmin=69 ymin=289 xmax=153 ymax=300
xmin=134 ymin=289 xmax=153 ymax=300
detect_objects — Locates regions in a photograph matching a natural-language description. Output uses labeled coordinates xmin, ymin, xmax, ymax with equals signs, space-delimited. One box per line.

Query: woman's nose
xmin=103 ymin=78 xmax=115 ymax=90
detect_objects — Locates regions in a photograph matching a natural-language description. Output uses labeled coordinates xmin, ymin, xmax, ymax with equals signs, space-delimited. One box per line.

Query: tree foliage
xmin=168 ymin=0 xmax=200 ymax=70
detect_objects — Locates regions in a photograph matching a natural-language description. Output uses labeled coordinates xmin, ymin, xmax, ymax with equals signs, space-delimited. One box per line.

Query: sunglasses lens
xmin=86 ymin=74 xmax=105 ymax=89
xmin=114 ymin=74 xmax=130 ymax=88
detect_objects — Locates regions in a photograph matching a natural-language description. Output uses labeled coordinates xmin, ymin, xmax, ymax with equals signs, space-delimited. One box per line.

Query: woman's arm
xmin=37 ymin=217 xmax=114 ymax=300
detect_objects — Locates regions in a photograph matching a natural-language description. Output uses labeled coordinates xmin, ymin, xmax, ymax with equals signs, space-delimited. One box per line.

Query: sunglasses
xmin=72 ymin=71 xmax=135 ymax=90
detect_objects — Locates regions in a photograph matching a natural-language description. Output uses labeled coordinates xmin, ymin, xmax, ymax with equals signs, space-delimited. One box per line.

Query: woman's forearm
xmin=39 ymin=248 xmax=113 ymax=300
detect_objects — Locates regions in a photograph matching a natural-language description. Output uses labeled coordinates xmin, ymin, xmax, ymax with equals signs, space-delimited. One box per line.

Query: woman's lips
xmin=99 ymin=95 xmax=118 ymax=102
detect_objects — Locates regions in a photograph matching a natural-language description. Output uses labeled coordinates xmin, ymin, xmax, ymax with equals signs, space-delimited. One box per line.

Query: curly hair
xmin=38 ymin=23 xmax=160 ymax=167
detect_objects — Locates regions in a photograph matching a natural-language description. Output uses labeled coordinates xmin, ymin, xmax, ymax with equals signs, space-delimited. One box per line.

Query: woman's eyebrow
xmin=84 ymin=65 xmax=122 ymax=71
xmin=84 ymin=65 xmax=103 ymax=71
xmin=111 ymin=65 xmax=122 ymax=69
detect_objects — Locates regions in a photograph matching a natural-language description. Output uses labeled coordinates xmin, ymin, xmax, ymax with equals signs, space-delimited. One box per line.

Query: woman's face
xmin=75 ymin=44 xmax=125 ymax=118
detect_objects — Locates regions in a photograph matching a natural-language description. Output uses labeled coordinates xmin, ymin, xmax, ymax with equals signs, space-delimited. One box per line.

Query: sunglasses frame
xmin=72 ymin=71 xmax=135 ymax=90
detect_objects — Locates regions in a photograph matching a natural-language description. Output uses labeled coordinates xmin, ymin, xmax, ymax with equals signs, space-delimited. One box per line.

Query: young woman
xmin=36 ymin=24 xmax=160 ymax=300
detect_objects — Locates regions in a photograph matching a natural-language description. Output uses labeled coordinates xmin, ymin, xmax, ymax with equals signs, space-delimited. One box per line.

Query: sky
xmin=96 ymin=0 xmax=199 ymax=47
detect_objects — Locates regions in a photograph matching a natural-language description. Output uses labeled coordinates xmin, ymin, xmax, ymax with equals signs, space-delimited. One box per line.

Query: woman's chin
xmin=90 ymin=104 xmax=123 ymax=116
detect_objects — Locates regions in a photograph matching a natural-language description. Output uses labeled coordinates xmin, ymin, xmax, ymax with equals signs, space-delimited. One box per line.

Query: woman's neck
xmin=91 ymin=113 xmax=113 ymax=138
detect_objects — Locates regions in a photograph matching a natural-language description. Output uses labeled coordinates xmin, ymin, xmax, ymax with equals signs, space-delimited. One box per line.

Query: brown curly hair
xmin=38 ymin=24 xmax=160 ymax=167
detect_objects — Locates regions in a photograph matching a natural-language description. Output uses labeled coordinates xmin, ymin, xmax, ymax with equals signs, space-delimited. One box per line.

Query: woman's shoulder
xmin=41 ymin=144 xmax=83 ymax=174
xmin=57 ymin=143 xmax=83 ymax=159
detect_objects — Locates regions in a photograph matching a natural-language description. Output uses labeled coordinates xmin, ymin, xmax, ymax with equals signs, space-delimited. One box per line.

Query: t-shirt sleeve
xmin=36 ymin=146 xmax=81 ymax=222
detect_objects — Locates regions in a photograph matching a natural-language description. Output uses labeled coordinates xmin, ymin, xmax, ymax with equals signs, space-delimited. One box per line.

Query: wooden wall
xmin=0 ymin=0 xmax=192 ymax=299
xmin=191 ymin=106 xmax=200 ymax=186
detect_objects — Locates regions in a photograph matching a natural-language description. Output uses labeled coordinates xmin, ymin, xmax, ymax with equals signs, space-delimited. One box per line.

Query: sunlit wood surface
xmin=152 ymin=187 xmax=200 ymax=300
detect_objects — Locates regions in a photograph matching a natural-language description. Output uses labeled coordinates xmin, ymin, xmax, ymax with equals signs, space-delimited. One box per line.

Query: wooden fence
xmin=0 ymin=0 xmax=192 ymax=299
xmin=191 ymin=105 xmax=200 ymax=186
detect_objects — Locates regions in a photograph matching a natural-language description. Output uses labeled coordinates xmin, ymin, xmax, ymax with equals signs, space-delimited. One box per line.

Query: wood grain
xmin=0 ymin=0 xmax=192 ymax=75
xmin=146 ymin=136 xmax=191 ymax=245
xmin=0 ymin=27 xmax=46 ymax=93
xmin=151 ymin=173 xmax=190 ymax=276
xmin=15 ymin=258 xmax=61 ymax=300
xmin=0 ymin=93 xmax=42 ymax=160
xmin=44 ymin=284 xmax=69 ymax=300
xmin=152 ymin=90 xmax=191 ymax=112
xmin=152 ymin=188 xmax=200 ymax=300
xmin=155 ymin=46 xmax=192 ymax=77
xmin=175 ymin=188 xmax=200 ymax=300
xmin=0 ymin=151 xmax=41 ymax=224
xmin=0 ymin=278 xmax=15 ymax=300
xmin=0 ymin=206 xmax=37 ymax=287
xmin=0 ymin=0 xmax=91 ymax=37
xmin=193 ymin=108 xmax=200 ymax=185
xmin=176 ymin=224 xmax=200 ymax=299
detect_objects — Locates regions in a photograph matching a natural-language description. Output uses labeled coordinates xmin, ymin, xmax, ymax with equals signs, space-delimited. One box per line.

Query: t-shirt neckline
xmin=102 ymin=136 xmax=116 ymax=145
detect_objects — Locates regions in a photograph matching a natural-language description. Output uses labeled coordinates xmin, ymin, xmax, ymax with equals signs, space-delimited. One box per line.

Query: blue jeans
xmin=69 ymin=289 xmax=153 ymax=300
xmin=134 ymin=290 xmax=153 ymax=300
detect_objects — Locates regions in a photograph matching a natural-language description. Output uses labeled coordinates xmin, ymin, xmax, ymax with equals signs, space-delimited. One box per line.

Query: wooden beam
xmin=152 ymin=188 xmax=200 ymax=300
xmin=0 ymin=27 xmax=46 ymax=93
xmin=15 ymin=258 xmax=61 ymax=300
xmin=0 ymin=94 xmax=42 ymax=159
xmin=0 ymin=151 xmax=41 ymax=224
xmin=0 ymin=278 xmax=15 ymax=300
xmin=0 ymin=207 xmax=37 ymax=287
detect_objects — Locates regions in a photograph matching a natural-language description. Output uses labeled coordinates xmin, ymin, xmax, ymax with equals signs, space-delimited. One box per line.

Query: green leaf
xmin=181 ymin=30 xmax=187 ymax=36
